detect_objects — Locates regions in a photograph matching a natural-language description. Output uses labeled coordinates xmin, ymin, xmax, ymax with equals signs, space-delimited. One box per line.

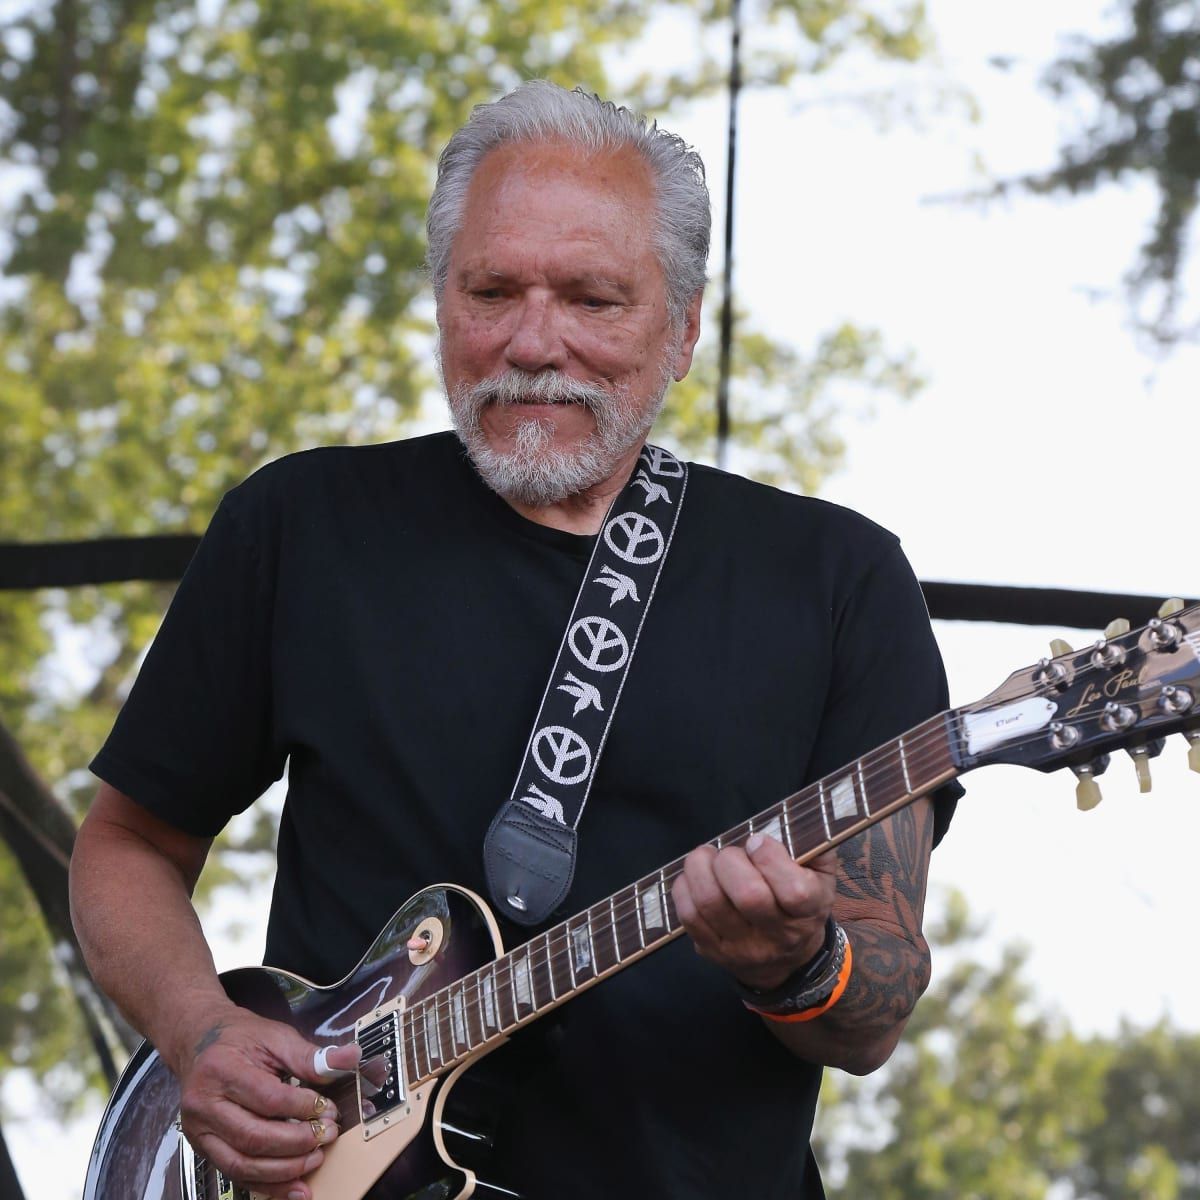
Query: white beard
xmin=447 ymin=365 xmax=672 ymax=508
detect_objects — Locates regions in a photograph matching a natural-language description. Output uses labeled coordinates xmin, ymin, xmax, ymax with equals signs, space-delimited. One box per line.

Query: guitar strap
xmin=483 ymin=443 xmax=689 ymax=926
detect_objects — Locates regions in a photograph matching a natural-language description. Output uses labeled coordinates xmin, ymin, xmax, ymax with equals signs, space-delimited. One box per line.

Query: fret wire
xmin=565 ymin=925 xmax=578 ymax=989
xmin=657 ymin=869 xmax=669 ymax=932
xmin=442 ymin=991 xmax=457 ymax=1058
xmin=609 ymin=896 xmax=620 ymax=962
xmin=898 ymin=736 xmax=913 ymax=792
xmin=856 ymin=758 xmax=869 ymax=815
xmin=419 ymin=1005 xmax=431 ymax=1078
xmin=586 ymin=908 xmax=598 ymax=972
xmin=544 ymin=931 xmax=557 ymax=1002
xmin=635 ymin=881 xmax=646 ymax=947
xmin=818 ymin=779 xmax=832 ymax=839
xmin=508 ymin=951 xmax=520 ymax=1023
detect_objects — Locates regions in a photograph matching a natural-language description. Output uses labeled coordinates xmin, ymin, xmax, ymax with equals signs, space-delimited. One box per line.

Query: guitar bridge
xmin=356 ymin=997 xmax=409 ymax=1140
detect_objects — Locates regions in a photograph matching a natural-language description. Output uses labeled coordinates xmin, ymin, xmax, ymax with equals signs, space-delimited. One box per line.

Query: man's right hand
xmin=170 ymin=1004 xmax=360 ymax=1200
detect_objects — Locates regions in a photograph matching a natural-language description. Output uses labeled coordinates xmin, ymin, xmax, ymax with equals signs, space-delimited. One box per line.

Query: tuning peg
xmin=1104 ymin=618 xmax=1131 ymax=639
xmin=1071 ymin=763 xmax=1103 ymax=811
xmin=1049 ymin=638 xmax=1073 ymax=658
xmin=1185 ymin=731 xmax=1200 ymax=774
xmin=1127 ymin=746 xmax=1153 ymax=793
xmin=1158 ymin=597 xmax=1186 ymax=618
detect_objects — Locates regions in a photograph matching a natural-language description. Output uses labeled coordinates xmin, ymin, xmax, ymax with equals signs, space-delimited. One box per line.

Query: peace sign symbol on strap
xmin=603 ymin=511 xmax=664 ymax=565
xmin=532 ymin=725 xmax=593 ymax=786
xmin=568 ymin=615 xmax=630 ymax=673
xmin=640 ymin=445 xmax=685 ymax=478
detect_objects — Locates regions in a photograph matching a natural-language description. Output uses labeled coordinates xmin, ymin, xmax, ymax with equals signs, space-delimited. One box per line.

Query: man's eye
xmin=578 ymin=296 xmax=616 ymax=310
xmin=472 ymin=288 xmax=505 ymax=300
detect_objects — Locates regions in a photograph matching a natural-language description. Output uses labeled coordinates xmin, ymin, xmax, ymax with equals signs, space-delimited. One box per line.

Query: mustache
xmin=465 ymin=370 xmax=612 ymax=409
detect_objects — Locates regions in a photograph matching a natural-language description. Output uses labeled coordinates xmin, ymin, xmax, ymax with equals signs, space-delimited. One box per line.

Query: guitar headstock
xmin=954 ymin=598 xmax=1200 ymax=808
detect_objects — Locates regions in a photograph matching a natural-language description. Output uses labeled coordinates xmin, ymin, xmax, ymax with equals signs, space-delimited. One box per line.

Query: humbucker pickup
xmin=356 ymin=998 xmax=408 ymax=1139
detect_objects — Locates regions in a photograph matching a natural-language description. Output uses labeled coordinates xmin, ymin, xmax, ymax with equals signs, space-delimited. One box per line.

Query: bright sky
xmin=12 ymin=1 xmax=1200 ymax=1195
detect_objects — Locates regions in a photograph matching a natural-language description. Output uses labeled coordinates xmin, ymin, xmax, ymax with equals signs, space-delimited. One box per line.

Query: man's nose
xmin=505 ymin=295 xmax=568 ymax=372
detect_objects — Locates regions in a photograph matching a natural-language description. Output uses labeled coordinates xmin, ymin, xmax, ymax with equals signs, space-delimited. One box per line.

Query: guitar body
xmin=82 ymin=885 xmax=519 ymax=1200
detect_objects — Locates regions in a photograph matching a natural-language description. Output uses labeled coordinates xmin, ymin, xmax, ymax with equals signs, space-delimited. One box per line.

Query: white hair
xmin=427 ymin=80 xmax=711 ymax=326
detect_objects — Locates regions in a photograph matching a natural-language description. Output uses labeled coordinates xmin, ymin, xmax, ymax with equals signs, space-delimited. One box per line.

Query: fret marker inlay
xmin=830 ymin=775 xmax=857 ymax=820
xmin=641 ymin=883 xmax=663 ymax=930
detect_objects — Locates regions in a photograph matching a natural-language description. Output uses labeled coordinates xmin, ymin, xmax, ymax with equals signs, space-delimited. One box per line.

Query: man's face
xmin=438 ymin=140 xmax=700 ymax=507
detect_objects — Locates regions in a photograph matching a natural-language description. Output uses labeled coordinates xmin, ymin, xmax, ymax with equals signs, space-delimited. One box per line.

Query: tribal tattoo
xmin=825 ymin=798 xmax=935 ymax=1042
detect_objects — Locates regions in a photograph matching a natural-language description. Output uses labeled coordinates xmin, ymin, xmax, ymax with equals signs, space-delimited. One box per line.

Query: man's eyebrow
xmin=457 ymin=268 xmax=634 ymax=296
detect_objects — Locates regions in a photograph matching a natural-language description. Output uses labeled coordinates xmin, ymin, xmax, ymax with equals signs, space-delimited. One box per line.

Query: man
xmin=71 ymin=82 xmax=958 ymax=1199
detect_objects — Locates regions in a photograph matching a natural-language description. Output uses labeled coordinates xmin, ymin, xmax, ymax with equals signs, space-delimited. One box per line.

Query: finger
xmin=189 ymin=1130 xmax=325 ymax=1193
xmin=681 ymin=846 xmax=755 ymax=936
xmin=745 ymin=835 xmax=830 ymax=919
xmin=186 ymin=1096 xmax=340 ymax=1162
xmin=672 ymin=872 xmax=724 ymax=948
xmin=312 ymin=1041 xmax=361 ymax=1084
xmin=710 ymin=846 xmax=788 ymax=925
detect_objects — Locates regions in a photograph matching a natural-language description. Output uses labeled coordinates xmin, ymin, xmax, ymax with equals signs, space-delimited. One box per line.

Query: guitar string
xmin=393 ymin=642 xmax=1196 ymax=1078
xmin=396 ymin=694 xmax=1190 ymax=1080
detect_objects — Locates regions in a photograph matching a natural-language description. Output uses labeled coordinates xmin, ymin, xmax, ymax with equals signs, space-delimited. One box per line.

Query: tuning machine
xmin=1091 ymin=618 xmax=1130 ymax=669
xmin=1035 ymin=639 xmax=1074 ymax=690
xmin=1146 ymin=597 xmax=1187 ymax=650
xmin=1071 ymin=754 xmax=1110 ymax=811
xmin=1184 ymin=731 xmax=1200 ymax=774
xmin=1125 ymin=738 xmax=1165 ymax=794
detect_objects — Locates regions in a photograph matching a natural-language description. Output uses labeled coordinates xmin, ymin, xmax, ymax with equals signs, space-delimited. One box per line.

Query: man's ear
xmin=671 ymin=291 xmax=704 ymax=381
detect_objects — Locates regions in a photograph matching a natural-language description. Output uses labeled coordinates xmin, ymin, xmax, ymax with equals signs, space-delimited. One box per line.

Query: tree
xmin=1004 ymin=0 xmax=1200 ymax=347
xmin=815 ymin=891 xmax=1200 ymax=1199
xmin=0 ymin=1 xmax=941 ymax=1157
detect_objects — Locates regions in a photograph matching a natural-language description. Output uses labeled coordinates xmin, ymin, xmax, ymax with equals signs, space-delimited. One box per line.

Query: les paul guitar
xmin=83 ymin=601 xmax=1200 ymax=1199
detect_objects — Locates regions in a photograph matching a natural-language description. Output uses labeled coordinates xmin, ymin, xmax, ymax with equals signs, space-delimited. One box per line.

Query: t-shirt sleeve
xmin=804 ymin=536 xmax=962 ymax=847
xmin=90 ymin=491 xmax=285 ymax=837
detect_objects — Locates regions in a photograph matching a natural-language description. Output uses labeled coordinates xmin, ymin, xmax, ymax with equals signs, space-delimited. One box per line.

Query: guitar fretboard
xmin=397 ymin=712 xmax=958 ymax=1085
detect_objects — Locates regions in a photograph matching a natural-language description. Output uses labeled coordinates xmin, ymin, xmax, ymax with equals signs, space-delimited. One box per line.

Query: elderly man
xmin=71 ymin=82 xmax=957 ymax=1199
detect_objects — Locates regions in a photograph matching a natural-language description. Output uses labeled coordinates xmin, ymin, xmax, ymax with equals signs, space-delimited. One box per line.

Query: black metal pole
xmin=715 ymin=0 xmax=742 ymax=469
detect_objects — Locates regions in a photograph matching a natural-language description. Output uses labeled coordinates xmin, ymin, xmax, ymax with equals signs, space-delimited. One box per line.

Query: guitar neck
xmin=397 ymin=711 xmax=960 ymax=1086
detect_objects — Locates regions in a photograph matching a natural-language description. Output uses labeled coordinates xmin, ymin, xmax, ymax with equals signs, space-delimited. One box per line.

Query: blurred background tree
xmin=1002 ymin=0 xmax=1200 ymax=348
xmin=816 ymin=891 xmax=1200 ymax=1199
xmin=0 ymin=0 xmax=935 ymax=1138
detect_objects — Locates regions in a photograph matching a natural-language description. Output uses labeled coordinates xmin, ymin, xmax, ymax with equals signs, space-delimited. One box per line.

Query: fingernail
xmin=288 ymin=1191 xmax=306 ymax=1200
xmin=746 ymin=834 xmax=764 ymax=853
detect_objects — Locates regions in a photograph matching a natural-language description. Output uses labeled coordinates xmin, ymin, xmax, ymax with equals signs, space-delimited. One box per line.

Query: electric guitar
xmin=82 ymin=601 xmax=1200 ymax=1199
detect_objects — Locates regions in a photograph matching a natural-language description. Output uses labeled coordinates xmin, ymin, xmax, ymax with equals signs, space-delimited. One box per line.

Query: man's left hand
xmin=673 ymin=835 xmax=837 ymax=991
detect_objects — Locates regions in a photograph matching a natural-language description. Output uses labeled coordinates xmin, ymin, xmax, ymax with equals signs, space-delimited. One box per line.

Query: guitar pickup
xmin=355 ymin=998 xmax=408 ymax=1139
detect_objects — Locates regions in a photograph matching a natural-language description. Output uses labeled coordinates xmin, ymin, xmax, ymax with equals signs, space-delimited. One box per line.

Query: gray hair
xmin=427 ymin=81 xmax=710 ymax=327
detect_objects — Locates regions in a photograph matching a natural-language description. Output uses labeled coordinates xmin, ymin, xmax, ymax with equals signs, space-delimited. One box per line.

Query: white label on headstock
xmin=963 ymin=698 xmax=1058 ymax=755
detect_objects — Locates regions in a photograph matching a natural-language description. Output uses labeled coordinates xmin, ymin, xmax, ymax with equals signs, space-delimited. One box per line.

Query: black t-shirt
xmin=92 ymin=431 xmax=958 ymax=1199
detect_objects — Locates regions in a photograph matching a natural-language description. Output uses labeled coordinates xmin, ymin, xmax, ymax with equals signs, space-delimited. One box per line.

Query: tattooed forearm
xmin=762 ymin=798 xmax=936 ymax=1073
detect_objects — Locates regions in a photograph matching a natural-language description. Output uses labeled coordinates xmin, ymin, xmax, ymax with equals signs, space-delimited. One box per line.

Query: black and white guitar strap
xmin=483 ymin=444 xmax=688 ymax=926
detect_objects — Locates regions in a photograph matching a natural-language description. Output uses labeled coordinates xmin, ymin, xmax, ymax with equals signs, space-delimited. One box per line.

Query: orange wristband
xmin=746 ymin=937 xmax=853 ymax=1024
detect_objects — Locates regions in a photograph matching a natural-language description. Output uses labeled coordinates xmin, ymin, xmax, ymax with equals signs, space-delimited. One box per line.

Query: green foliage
xmin=816 ymin=891 xmax=1200 ymax=1199
xmin=661 ymin=315 xmax=923 ymax=490
xmin=1020 ymin=0 xmax=1200 ymax=346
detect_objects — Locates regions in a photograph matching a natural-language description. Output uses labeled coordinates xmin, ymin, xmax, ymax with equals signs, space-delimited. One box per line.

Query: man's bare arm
xmin=70 ymin=783 xmax=352 ymax=1199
